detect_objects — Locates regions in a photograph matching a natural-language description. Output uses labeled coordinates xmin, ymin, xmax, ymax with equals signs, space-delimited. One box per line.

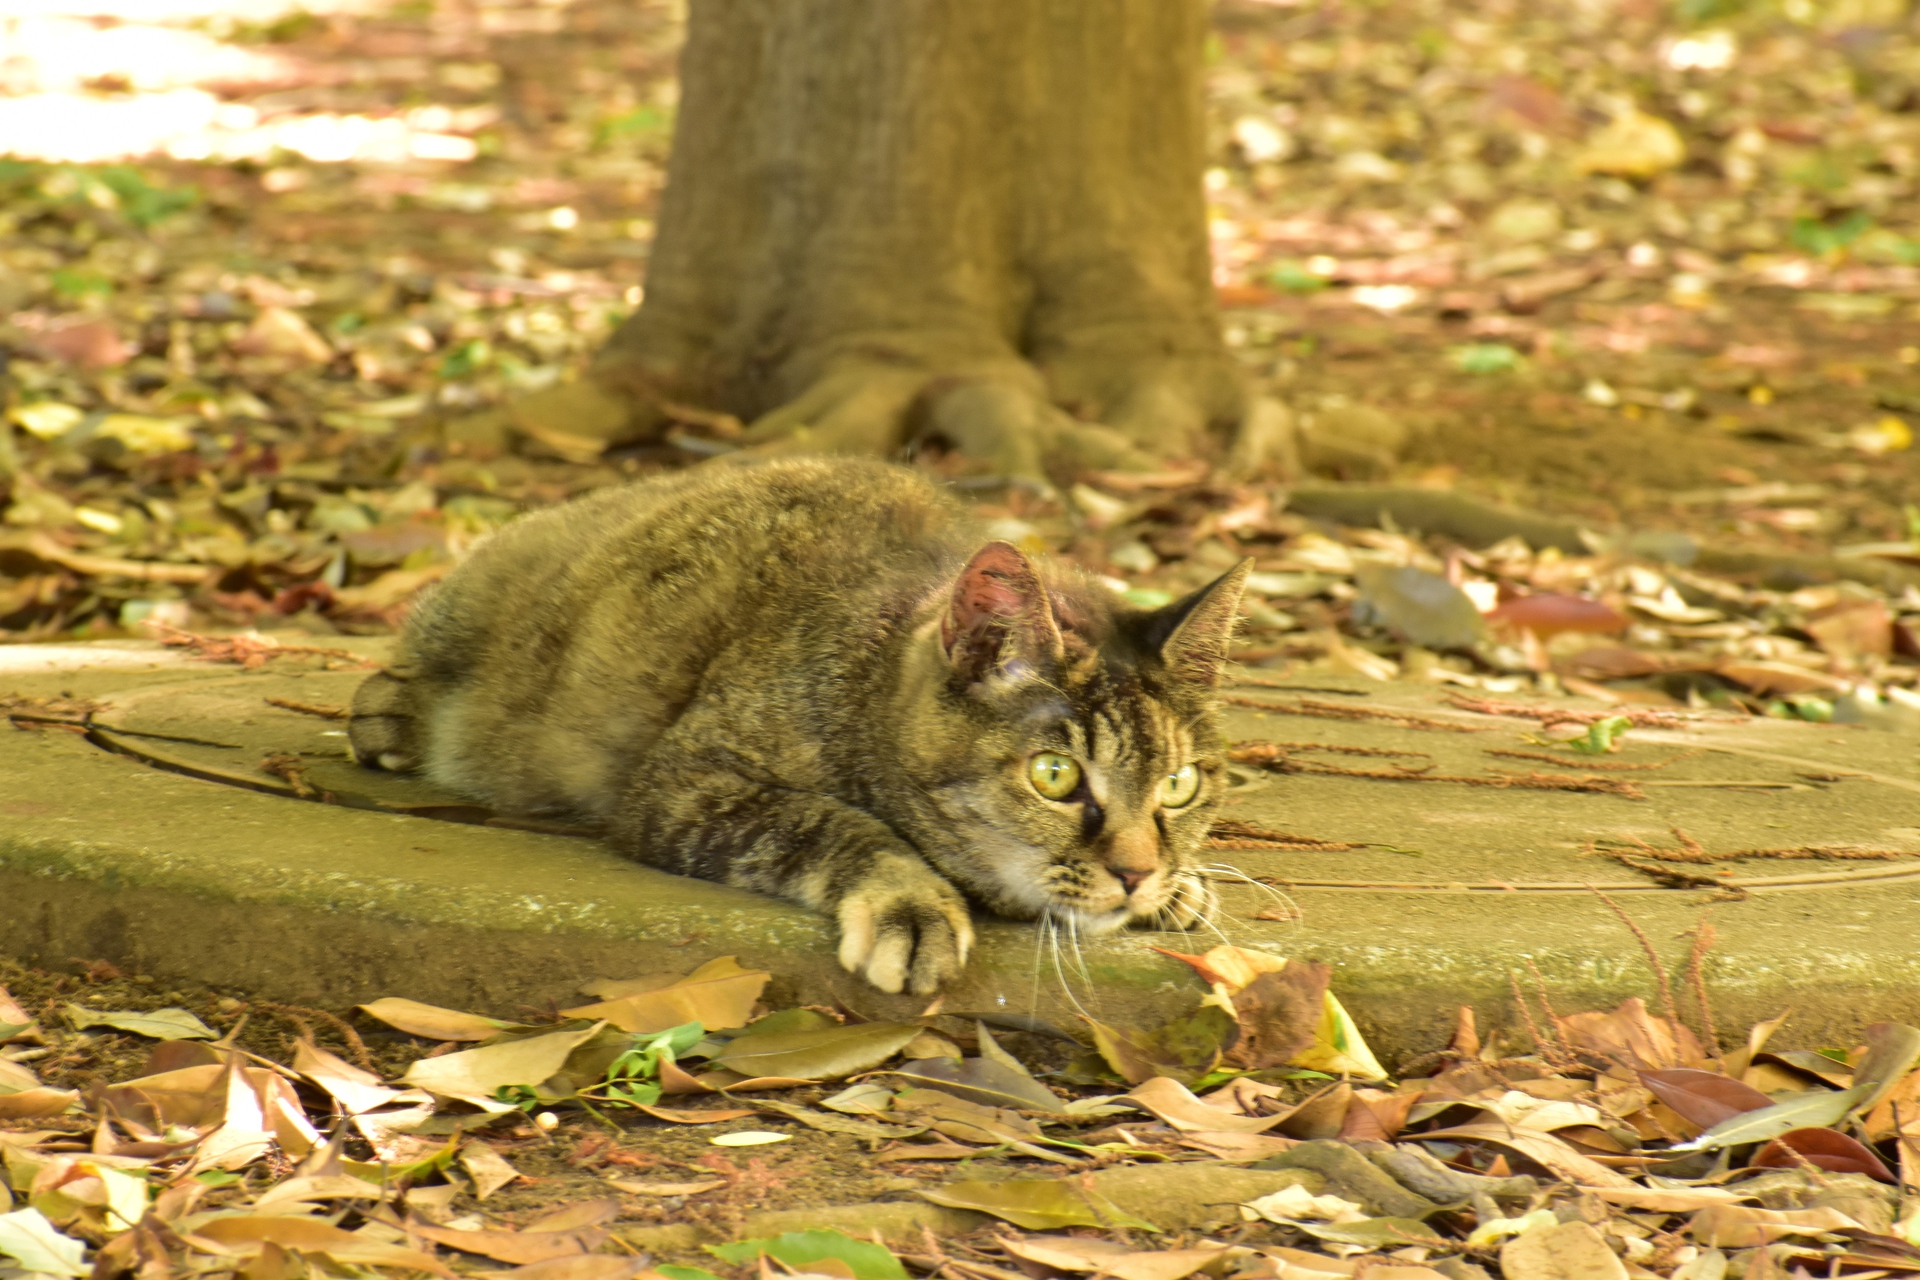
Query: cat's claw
xmin=836 ymin=867 xmax=975 ymax=995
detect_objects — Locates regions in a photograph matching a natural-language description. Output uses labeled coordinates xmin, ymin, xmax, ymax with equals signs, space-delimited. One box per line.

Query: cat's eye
xmin=1160 ymin=763 xmax=1201 ymax=808
xmin=1028 ymin=753 xmax=1082 ymax=800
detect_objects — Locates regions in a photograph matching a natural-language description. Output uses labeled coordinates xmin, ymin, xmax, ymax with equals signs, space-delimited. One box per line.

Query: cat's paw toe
xmin=836 ymin=872 xmax=974 ymax=996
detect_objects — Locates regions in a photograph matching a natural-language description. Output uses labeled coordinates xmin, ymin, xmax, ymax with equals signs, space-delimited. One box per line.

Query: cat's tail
xmin=347 ymin=666 xmax=425 ymax=772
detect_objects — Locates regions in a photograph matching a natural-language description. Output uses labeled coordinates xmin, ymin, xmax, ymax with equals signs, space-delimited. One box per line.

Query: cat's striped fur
xmin=349 ymin=458 xmax=1249 ymax=994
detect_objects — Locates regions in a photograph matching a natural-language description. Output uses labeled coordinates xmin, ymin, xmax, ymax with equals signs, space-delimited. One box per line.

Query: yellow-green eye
xmin=1028 ymin=753 xmax=1082 ymax=800
xmin=1160 ymin=763 xmax=1201 ymax=808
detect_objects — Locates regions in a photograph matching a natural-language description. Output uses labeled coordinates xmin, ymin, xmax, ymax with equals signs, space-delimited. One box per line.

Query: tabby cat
xmin=348 ymin=458 xmax=1250 ymax=995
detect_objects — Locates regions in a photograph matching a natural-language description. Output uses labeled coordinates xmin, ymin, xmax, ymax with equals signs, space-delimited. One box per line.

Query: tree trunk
xmin=520 ymin=0 xmax=1294 ymax=483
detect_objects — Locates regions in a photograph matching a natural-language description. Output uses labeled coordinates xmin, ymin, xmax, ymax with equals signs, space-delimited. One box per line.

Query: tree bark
xmin=519 ymin=0 xmax=1294 ymax=483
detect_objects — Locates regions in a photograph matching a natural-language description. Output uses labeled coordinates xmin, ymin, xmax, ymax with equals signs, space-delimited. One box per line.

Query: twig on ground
xmin=1485 ymin=748 xmax=1701 ymax=771
xmin=252 ymin=1001 xmax=377 ymax=1070
xmin=1444 ymin=695 xmax=1690 ymax=728
xmin=260 ymin=752 xmax=317 ymax=799
xmin=1225 ymin=696 xmax=1486 ymax=733
xmin=1588 ymin=886 xmax=1677 ymax=1020
xmin=1255 ymin=753 xmax=1647 ymax=798
xmin=1232 ymin=739 xmax=1434 ymax=762
xmin=147 ymin=621 xmax=378 ymax=670
xmin=1206 ymin=819 xmax=1368 ymax=851
xmin=265 ymin=697 xmax=350 ymax=720
xmin=1684 ymin=914 xmax=1720 ymax=1056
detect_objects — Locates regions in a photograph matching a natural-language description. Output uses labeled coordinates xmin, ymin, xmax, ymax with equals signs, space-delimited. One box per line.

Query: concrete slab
xmin=4 ymin=638 xmax=1920 ymax=1061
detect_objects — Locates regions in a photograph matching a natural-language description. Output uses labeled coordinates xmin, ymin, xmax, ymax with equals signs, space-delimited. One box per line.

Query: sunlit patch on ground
xmin=0 ymin=0 xmax=490 ymax=162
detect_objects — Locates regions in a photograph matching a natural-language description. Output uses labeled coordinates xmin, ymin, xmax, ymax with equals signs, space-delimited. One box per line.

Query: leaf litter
xmin=6 ymin=899 xmax=1920 ymax=1280
xmin=5 ymin=0 xmax=1920 ymax=1271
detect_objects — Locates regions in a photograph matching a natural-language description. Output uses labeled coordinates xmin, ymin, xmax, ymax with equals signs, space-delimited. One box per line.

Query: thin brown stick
xmin=1685 ymin=914 xmax=1720 ymax=1056
xmin=265 ymin=698 xmax=350 ymax=721
xmin=1486 ymin=748 xmax=1701 ymax=772
xmin=1224 ymin=696 xmax=1486 ymax=733
xmin=256 ymin=1001 xmax=376 ymax=1071
xmin=1523 ymin=957 xmax=1565 ymax=1053
xmin=260 ymin=752 xmax=317 ymax=799
xmin=1206 ymin=819 xmax=1367 ymax=851
xmin=1588 ymin=886 xmax=1677 ymax=1020
xmin=1231 ymin=739 xmax=1433 ymax=762
xmin=1265 ymin=755 xmax=1646 ymax=798
xmin=1445 ymin=694 xmax=1687 ymax=728
xmin=1507 ymin=969 xmax=1551 ymax=1060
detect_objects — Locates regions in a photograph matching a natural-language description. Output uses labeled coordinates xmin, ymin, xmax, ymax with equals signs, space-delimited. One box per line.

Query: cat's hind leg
xmin=347 ymin=666 xmax=427 ymax=771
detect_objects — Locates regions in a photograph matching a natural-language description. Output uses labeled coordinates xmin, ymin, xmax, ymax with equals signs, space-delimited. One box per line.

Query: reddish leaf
xmin=1638 ymin=1068 xmax=1773 ymax=1130
xmin=1754 ymin=1127 xmax=1897 ymax=1183
xmin=1486 ymin=593 xmax=1628 ymax=638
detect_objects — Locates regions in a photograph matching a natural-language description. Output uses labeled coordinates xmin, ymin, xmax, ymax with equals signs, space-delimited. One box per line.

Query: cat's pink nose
xmin=1112 ymin=868 xmax=1150 ymax=895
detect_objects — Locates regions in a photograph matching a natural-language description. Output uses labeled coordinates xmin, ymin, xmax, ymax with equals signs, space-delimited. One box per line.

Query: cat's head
xmin=910 ymin=540 xmax=1250 ymax=936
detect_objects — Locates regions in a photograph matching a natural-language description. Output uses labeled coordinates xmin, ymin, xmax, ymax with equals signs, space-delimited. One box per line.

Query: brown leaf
xmin=1806 ymin=600 xmax=1893 ymax=664
xmin=1223 ymin=964 xmax=1329 ymax=1070
xmin=1499 ymin=1220 xmax=1627 ymax=1280
xmin=1000 ymin=1236 xmax=1230 ymax=1280
xmin=1753 ymin=1127 xmax=1896 ymax=1182
xmin=1412 ymin=1122 xmax=1637 ymax=1187
xmin=1125 ymin=1077 xmax=1285 ymax=1134
xmin=1278 ymin=1082 xmax=1352 ymax=1140
xmin=560 ymin=956 xmax=769 ymax=1033
xmin=1637 ymin=1068 xmax=1773 ymax=1130
xmin=1178 ymin=1131 xmax=1299 ymax=1161
xmin=1686 ymin=1204 xmax=1865 ymax=1247
xmin=408 ymin=1224 xmax=587 ymax=1265
xmin=195 ymin=1216 xmax=453 ymax=1275
xmin=608 ymin=1177 xmax=728 ymax=1197
xmin=40 ymin=318 xmax=134 ymax=369
xmin=1555 ymin=997 xmax=1708 ymax=1070
xmin=0 ymin=1088 xmax=78 ymax=1119
xmin=504 ymin=1261 xmax=643 ymax=1280
xmin=629 ymin=1104 xmax=757 ymax=1124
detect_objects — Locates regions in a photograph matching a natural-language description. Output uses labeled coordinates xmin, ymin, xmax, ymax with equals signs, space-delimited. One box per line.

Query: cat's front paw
xmin=835 ymin=861 xmax=975 ymax=996
xmin=1152 ymin=869 xmax=1219 ymax=932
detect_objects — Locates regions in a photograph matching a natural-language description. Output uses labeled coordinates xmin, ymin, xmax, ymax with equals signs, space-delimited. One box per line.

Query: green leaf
xmin=1676 ymin=1084 xmax=1872 ymax=1152
xmin=63 ymin=1005 xmax=215 ymax=1040
xmin=1449 ymin=343 xmax=1522 ymax=374
xmin=708 ymin=1229 xmax=909 ymax=1280
xmin=1267 ymin=261 xmax=1329 ymax=295
xmin=0 ymin=1207 xmax=88 ymax=1277
xmin=919 ymin=1180 xmax=1158 ymax=1232
xmin=1568 ymin=715 xmax=1633 ymax=754
xmin=715 ymin=1021 xmax=920 ymax=1081
xmin=658 ymin=1268 xmax=728 ymax=1280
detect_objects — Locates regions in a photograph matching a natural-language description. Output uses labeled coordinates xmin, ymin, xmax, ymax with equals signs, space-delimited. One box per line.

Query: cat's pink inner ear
xmin=942 ymin=541 xmax=1040 ymax=650
xmin=940 ymin=542 xmax=1062 ymax=677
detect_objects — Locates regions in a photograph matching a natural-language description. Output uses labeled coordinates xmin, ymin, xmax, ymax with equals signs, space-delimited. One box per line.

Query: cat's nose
xmin=1112 ymin=867 xmax=1151 ymax=895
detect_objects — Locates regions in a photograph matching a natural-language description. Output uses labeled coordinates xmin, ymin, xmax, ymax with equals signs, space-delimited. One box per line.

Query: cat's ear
xmin=941 ymin=541 xmax=1064 ymax=684
xmin=1143 ymin=559 xmax=1252 ymax=685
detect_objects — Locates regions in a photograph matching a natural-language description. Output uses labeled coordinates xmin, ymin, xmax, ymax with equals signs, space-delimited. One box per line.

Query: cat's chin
xmin=1043 ymin=904 xmax=1133 ymax=935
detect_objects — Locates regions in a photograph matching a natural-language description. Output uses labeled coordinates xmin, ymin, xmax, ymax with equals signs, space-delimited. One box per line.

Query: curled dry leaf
xmin=1686 ymin=1204 xmax=1866 ymax=1247
xmin=608 ymin=1177 xmax=729 ymax=1197
xmin=357 ymin=998 xmax=532 ymax=1042
xmin=195 ymin=1216 xmax=453 ymax=1276
xmin=560 ymin=956 xmax=770 ymax=1033
xmin=1752 ymin=1126 xmax=1897 ymax=1182
xmin=1127 ymin=1076 xmax=1286 ymax=1134
xmin=919 ymin=1179 xmax=1157 ymax=1231
xmin=999 ymin=1236 xmax=1232 ymax=1280
xmin=713 ymin=1020 xmax=920 ymax=1081
xmin=1637 ymin=1068 xmax=1773 ymax=1130
xmin=400 ymin=1021 xmax=607 ymax=1106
